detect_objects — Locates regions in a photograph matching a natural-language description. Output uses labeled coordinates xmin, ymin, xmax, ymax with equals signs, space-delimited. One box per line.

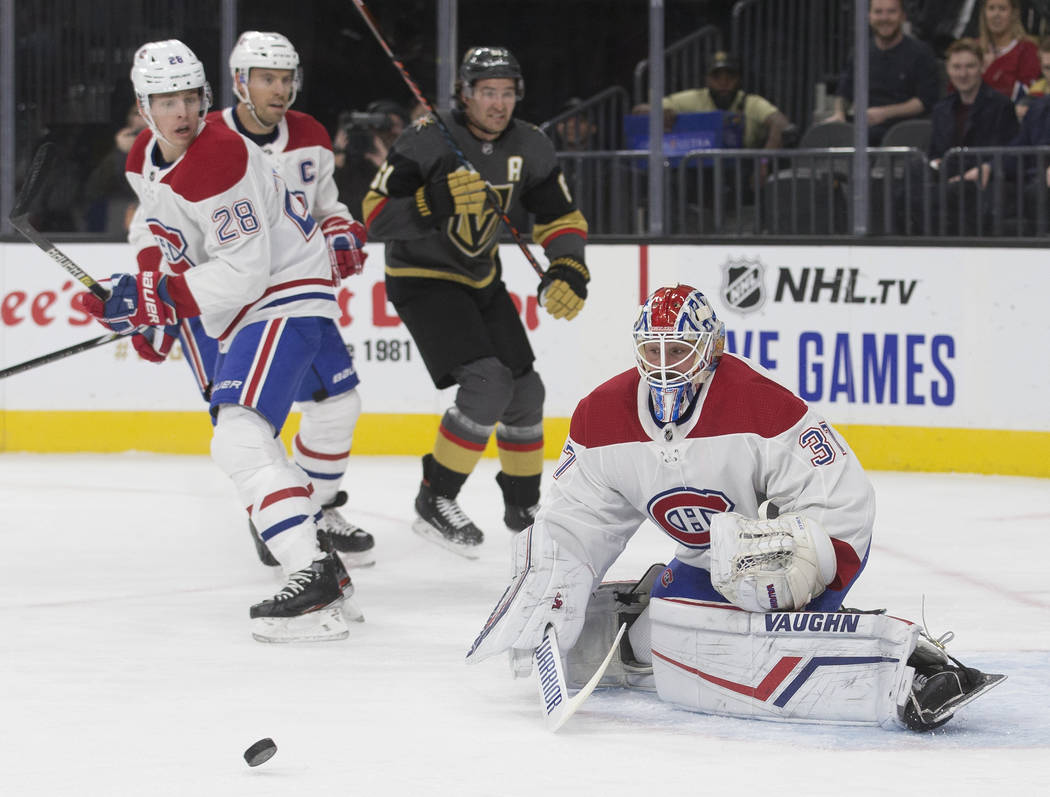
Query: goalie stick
xmin=10 ymin=143 xmax=110 ymax=300
xmin=348 ymin=0 xmax=546 ymax=279
xmin=535 ymin=622 xmax=626 ymax=732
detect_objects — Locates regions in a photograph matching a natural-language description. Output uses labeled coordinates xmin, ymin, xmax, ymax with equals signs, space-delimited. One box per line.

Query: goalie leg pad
xmin=564 ymin=563 xmax=665 ymax=691
xmin=649 ymin=599 xmax=919 ymax=726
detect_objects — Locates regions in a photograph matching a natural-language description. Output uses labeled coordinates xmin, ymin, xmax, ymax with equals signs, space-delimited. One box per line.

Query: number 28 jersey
xmin=125 ymin=121 xmax=337 ymax=350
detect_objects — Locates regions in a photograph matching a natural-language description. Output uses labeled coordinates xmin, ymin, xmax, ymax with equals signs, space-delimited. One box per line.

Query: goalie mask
xmin=457 ymin=46 xmax=524 ymax=101
xmin=633 ymin=285 xmax=725 ymax=423
xmin=131 ymin=39 xmax=212 ymax=145
xmin=229 ymin=31 xmax=302 ymax=120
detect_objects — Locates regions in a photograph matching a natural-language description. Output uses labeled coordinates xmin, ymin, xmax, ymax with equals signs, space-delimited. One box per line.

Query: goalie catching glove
xmin=538 ymin=257 xmax=589 ymax=320
xmin=709 ymin=512 xmax=838 ymax=612
xmin=415 ymin=168 xmax=488 ymax=221
xmin=466 ymin=525 xmax=597 ymax=665
xmin=321 ymin=217 xmax=367 ymax=280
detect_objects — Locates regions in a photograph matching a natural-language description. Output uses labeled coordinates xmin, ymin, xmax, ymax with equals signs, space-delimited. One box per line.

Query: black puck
xmin=243 ymin=737 xmax=277 ymax=767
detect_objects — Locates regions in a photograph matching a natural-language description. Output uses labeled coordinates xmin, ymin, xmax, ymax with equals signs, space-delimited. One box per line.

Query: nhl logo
xmin=721 ymin=256 xmax=766 ymax=313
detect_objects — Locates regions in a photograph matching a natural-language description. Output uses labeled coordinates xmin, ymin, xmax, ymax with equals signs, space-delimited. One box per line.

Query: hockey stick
xmin=0 ymin=328 xmax=134 ymax=381
xmin=10 ymin=143 xmax=110 ymax=300
xmin=348 ymin=0 xmax=546 ymax=278
xmin=534 ymin=622 xmax=626 ymax=732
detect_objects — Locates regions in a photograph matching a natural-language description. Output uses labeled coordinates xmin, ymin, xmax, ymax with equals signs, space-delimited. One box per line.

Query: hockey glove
xmin=466 ymin=525 xmax=596 ymax=665
xmin=83 ymin=272 xmax=199 ymax=330
xmin=415 ymin=169 xmax=488 ymax=221
xmin=322 ymin=216 xmax=368 ymax=280
xmin=538 ymin=257 xmax=589 ymax=320
xmin=130 ymin=325 xmax=180 ymax=363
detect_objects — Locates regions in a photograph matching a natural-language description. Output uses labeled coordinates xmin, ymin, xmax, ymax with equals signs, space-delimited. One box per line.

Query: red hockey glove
xmin=131 ymin=325 xmax=180 ymax=363
xmin=82 ymin=272 xmax=198 ymax=330
xmin=322 ymin=217 xmax=367 ymax=280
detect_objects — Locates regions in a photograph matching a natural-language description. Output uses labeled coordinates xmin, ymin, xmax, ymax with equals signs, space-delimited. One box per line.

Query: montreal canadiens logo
xmin=146 ymin=218 xmax=195 ymax=272
xmin=646 ymin=487 xmax=733 ymax=548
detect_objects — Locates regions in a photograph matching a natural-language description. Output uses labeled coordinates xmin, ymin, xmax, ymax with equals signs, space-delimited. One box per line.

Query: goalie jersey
xmin=540 ymin=354 xmax=875 ymax=590
xmin=125 ymin=121 xmax=337 ymax=349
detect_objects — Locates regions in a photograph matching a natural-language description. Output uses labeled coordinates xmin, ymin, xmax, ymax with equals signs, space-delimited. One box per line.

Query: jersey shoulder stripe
xmin=690 ymin=353 xmax=807 ymax=440
xmin=284 ymin=110 xmax=332 ymax=152
xmin=569 ymin=369 xmax=649 ymax=448
xmin=161 ymin=123 xmax=250 ymax=202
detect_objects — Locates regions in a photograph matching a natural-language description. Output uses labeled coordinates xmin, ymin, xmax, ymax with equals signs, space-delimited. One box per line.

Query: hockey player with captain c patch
xmin=467 ymin=283 xmax=1005 ymax=731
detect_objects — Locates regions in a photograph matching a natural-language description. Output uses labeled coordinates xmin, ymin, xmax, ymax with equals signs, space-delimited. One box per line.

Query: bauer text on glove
xmin=415 ymin=169 xmax=488 ymax=221
xmin=322 ymin=217 xmax=368 ymax=279
xmin=82 ymin=272 xmax=199 ymax=330
xmin=538 ymin=257 xmax=589 ymax=320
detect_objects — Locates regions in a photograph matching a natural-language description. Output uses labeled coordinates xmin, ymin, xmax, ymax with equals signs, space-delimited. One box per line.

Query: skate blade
xmin=411 ymin=518 xmax=482 ymax=560
xmin=929 ymin=672 xmax=1007 ymax=724
xmin=251 ymin=605 xmax=349 ymax=643
xmin=341 ymin=596 xmax=366 ymax=624
xmin=337 ymin=549 xmax=377 ymax=570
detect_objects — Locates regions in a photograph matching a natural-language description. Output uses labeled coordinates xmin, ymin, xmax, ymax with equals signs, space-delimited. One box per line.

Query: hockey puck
xmin=243 ymin=737 xmax=277 ymax=767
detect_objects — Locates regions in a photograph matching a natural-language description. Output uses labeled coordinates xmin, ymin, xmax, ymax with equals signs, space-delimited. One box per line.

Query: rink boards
xmin=1 ymin=241 xmax=1047 ymax=477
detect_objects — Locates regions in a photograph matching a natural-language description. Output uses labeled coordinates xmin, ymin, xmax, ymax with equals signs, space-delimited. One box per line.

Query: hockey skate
xmin=249 ymin=552 xmax=357 ymax=643
xmin=503 ymin=503 xmax=538 ymax=533
xmin=248 ymin=519 xmax=280 ymax=568
xmin=316 ymin=490 xmax=376 ymax=569
xmin=412 ymin=481 xmax=484 ymax=558
xmin=899 ymin=632 xmax=1007 ymax=731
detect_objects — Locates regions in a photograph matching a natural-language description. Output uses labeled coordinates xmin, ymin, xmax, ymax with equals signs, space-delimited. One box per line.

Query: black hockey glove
xmin=414 ymin=169 xmax=487 ymax=222
xmin=538 ymin=257 xmax=589 ymax=320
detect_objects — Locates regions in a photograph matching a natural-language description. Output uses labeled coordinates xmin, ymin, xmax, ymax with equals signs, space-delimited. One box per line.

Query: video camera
xmin=338 ymin=110 xmax=395 ymax=158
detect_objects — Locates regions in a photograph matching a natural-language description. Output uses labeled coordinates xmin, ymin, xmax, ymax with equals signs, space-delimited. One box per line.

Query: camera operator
xmin=334 ymin=99 xmax=410 ymax=218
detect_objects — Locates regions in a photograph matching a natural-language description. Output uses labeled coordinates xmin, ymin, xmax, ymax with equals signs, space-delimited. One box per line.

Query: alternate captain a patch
xmin=646 ymin=487 xmax=734 ymax=548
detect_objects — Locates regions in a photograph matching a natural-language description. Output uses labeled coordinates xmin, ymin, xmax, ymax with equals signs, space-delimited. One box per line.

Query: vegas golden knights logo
xmin=446 ymin=184 xmax=514 ymax=257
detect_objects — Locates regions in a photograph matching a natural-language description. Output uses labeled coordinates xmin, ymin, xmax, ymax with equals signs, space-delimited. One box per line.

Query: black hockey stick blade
xmin=10 ymin=142 xmax=55 ymax=221
xmin=0 ymin=328 xmax=132 ymax=381
xmin=10 ymin=144 xmax=109 ymax=300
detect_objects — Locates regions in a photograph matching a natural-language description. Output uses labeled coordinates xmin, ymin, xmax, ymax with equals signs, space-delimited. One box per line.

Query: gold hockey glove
xmin=415 ymin=169 xmax=488 ymax=221
xmin=538 ymin=257 xmax=590 ymax=320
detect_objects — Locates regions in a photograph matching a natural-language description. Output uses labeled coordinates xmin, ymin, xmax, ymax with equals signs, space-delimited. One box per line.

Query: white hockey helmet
xmin=130 ymin=39 xmax=211 ymax=142
xmin=229 ymin=31 xmax=302 ymax=107
xmin=632 ymin=284 xmax=725 ymax=423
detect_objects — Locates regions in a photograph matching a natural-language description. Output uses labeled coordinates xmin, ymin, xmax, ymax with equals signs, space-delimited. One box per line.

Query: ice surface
xmin=1 ymin=454 xmax=1047 ymax=795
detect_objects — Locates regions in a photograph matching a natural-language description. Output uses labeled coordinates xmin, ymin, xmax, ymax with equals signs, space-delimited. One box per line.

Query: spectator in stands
xmin=551 ymin=97 xmax=598 ymax=151
xmin=333 ymin=99 xmax=410 ymax=220
xmin=830 ymin=0 xmax=940 ymax=144
xmin=905 ymin=0 xmax=983 ymax=57
xmin=82 ymin=103 xmax=146 ymax=234
xmin=631 ymin=51 xmax=793 ymax=150
xmin=1016 ymin=35 xmax=1050 ymax=118
xmin=977 ymin=0 xmax=1040 ymax=101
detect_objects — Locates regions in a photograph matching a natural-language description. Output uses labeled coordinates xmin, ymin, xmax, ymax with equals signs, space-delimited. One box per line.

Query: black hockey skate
xmin=316 ymin=490 xmax=376 ymax=569
xmin=503 ymin=503 xmax=538 ymax=533
xmin=412 ymin=481 xmax=484 ymax=558
xmin=249 ymin=552 xmax=355 ymax=643
xmin=248 ymin=519 xmax=280 ymax=568
xmin=900 ymin=633 xmax=1006 ymax=731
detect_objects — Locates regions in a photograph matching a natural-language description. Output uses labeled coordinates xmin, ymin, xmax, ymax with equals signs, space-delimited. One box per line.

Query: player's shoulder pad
xmin=203 ymin=108 xmax=225 ymax=125
xmin=284 ymin=110 xmax=333 ymax=152
xmin=569 ymin=369 xmax=649 ymax=448
xmin=125 ymin=128 xmax=153 ymax=174
xmin=163 ymin=122 xmax=250 ymax=202
xmin=692 ymin=353 xmax=807 ymax=439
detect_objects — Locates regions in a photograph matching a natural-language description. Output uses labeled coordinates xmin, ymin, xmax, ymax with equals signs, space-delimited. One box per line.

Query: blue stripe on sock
xmin=260 ymin=514 xmax=309 ymax=541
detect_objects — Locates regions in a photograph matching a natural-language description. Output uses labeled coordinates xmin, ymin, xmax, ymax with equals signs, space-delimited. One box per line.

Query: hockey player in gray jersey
xmin=363 ymin=46 xmax=590 ymax=556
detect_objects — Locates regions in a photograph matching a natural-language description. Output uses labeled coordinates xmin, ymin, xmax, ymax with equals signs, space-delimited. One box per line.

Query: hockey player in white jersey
xmin=83 ymin=39 xmax=363 ymax=643
xmin=188 ymin=31 xmax=375 ymax=570
xmin=467 ymin=284 xmax=1004 ymax=730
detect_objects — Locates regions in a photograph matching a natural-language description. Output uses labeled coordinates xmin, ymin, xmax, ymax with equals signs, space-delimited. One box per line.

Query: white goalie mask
xmin=229 ymin=31 xmax=302 ymax=114
xmin=131 ymin=39 xmax=211 ymax=145
xmin=633 ymin=284 xmax=725 ymax=423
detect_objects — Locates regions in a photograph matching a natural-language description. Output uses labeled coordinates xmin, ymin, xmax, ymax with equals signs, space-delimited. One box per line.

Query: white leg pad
xmin=295 ymin=389 xmax=360 ymax=506
xmin=649 ymin=599 xmax=919 ymax=727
